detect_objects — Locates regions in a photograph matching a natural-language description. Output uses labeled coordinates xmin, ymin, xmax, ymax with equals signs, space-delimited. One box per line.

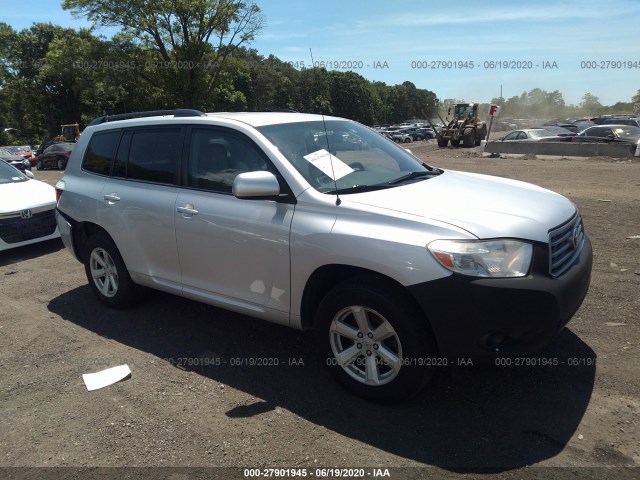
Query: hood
xmin=0 ymin=179 xmax=57 ymax=213
xmin=343 ymin=170 xmax=576 ymax=243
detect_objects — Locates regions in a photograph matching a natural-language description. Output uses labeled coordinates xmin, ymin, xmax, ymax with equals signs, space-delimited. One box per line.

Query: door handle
xmin=177 ymin=204 xmax=199 ymax=216
xmin=103 ymin=193 xmax=120 ymax=202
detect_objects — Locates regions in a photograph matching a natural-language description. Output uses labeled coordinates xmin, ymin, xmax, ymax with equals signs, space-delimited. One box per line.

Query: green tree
xmin=62 ymin=0 xmax=264 ymax=108
xmin=580 ymin=92 xmax=603 ymax=114
xmin=328 ymin=71 xmax=376 ymax=124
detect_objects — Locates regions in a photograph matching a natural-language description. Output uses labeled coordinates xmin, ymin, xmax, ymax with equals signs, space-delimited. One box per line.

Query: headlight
xmin=428 ymin=239 xmax=533 ymax=278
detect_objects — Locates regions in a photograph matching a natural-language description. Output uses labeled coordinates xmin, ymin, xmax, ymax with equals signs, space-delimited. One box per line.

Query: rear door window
xmin=126 ymin=128 xmax=182 ymax=185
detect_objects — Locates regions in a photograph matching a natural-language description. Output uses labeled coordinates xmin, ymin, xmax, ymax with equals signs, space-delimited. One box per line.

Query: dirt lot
xmin=1 ymin=144 xmax=638 ymax=480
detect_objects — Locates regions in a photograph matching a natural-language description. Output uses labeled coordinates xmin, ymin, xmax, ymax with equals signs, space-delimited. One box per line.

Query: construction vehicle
xmin=436 ymin=102 xmax=487 ymax=148
xmin=54 ymin=123 xmax=81 ymax=142
xmin=35 ymin=123 xmax=82 ymax=157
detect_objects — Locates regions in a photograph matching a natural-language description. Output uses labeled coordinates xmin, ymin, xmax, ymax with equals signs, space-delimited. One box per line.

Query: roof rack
xmin=88 ymin=109 xmax=206 ymax=127
xmin=258 ymin=109 xmax=299 ymax=113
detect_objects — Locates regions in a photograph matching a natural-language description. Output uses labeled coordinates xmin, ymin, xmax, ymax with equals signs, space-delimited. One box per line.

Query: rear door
xmin=98 ymin=126 xmax=184 ymax=290
xmin=175 ymin=126 xmax=294 ymax=319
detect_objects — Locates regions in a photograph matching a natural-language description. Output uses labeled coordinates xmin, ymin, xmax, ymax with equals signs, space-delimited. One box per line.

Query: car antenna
xmin=310 ymin=47 xmax=341 ymax=206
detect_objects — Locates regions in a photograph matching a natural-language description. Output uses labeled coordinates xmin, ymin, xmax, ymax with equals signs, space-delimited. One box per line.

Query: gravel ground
xmin=0 ymin=143 xmax=638 ymax=480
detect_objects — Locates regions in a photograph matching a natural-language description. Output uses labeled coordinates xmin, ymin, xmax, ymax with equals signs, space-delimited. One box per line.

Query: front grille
xmin=0 ymin=208 xmax=57 ymax=244
xmin=548 ymin=212 xmax=585 ymax=277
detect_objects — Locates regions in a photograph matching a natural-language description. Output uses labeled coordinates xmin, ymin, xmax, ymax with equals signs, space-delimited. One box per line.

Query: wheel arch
xmin=72 ymin=221 xmax=113 ymax=263
xmin=300 ymin=264 xmax=434 ymax=336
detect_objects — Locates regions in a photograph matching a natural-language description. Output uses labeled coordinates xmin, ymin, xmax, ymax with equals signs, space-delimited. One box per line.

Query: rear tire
xmin=314 ymin=278 xmax=437 ymax=402
xmin=83 ymin=232 xmax=139 ymax=308
xmin=36 ymin=160 xmax=43 ymax=170
xmin=57 ymin=158 xmax=64 ymax=170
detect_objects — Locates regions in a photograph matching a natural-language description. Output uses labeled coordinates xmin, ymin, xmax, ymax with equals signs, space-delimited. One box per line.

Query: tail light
xmin=55 ymin=180 xmax=65 ymax=203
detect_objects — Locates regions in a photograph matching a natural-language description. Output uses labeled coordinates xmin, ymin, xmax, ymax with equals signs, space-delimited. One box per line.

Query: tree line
xmin=1 ymin=0 xmax=638 ymax=145
xmin=0 ymin=0 xmax=437 ymax=145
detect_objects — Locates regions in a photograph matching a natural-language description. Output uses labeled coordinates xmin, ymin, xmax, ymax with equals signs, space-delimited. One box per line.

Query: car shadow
xmin=0 ymin=238 xmax=64 ymax=267
xmin=48 ymin=287 xmax=596 ymax=472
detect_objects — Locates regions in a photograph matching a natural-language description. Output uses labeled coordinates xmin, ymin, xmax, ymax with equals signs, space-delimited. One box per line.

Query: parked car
xmin=35 ymin=140 xmax=68 ymax=157
xmin=572 ymin=121 xmax=595 ymax=133
xmin=541 ymin=122 xmax=579 ymax=134
xmin=0 ymin=161 xmax=60 ymax=251
xmin=387 ymin=131 xmax=413 ymax=143
xmin=535 ymin=125 xmax=577 ymax=138
xmin=497 ymin=119 xmax=518 ymax=130
xmin=418 ymin=127 xmax=436 ymax=139
xmin=574 ymin=125 xmax=640 ymax=145
xmin=36 ymin=142 xmax=75 ymax=170
xmin=601 ymin=118 xmax=640 ymax=128
xmin=0 ymin=147 xmax=32 ymax=171
xmin=398 ymin=127 xmax=433 ymax=141
xmin=56 ymin=109 xmax=592 ymax=401
xmin=1 ymin=145 xmax=36 ymax=166
xmin=498 ymin=129 xmax=568 ymax=141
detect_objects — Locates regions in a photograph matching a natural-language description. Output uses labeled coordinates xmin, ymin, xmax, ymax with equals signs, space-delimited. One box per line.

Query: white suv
xmin=55 ymin=109 xmax=592 ymax=401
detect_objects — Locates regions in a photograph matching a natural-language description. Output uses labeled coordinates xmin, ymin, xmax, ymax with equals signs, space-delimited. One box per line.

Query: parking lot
xmin=1 ymin=144 xmax=638 ymax=479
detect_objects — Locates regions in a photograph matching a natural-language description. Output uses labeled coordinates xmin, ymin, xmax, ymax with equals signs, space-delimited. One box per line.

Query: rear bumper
xmin=55 ymin=209 xmax=80 ymax=261
xmin=408 ymin=236 xmax=592 ymax=359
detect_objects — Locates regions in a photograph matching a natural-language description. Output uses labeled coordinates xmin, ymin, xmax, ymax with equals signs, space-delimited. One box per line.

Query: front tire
xmin=314 ymin=278 xmax=437 ymax=402
xmin=437 ymin=138 xmax=448 ymax=147
xmin=36 ymin=160 xmax=43 ymax=170
xmin=463 ymin=128 xmax=475 ymax=147
xmin=83 ymin=232 xmax=139 ymax=308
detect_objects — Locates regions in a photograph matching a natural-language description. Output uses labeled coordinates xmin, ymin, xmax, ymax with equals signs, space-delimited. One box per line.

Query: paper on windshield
xmin=82 ymin=364 xmax=131 ymax=391
xmin=303 ymin=149 xmax=354 ymax=180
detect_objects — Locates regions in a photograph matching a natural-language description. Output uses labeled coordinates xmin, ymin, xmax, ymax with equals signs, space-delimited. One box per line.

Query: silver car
xmin=55 ymin=110 xmax=592 ymax=401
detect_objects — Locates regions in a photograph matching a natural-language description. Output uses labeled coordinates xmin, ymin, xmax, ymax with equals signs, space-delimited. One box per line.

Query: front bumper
xmin=408 ymin=236 xmax=592 ymax=359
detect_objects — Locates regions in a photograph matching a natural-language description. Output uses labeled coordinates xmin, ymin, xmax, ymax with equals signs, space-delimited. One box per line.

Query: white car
xmin=0 ymin=162 xmax=60 ymax=251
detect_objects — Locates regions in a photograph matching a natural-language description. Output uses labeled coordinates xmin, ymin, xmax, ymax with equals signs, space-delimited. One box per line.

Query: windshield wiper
xmin=329 ymin=184 xmax=393 ymax=195
xmin=388 ymin=170 xmax=440 ymax=185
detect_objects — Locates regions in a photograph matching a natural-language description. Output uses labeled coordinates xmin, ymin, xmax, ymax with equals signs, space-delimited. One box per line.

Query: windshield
xmin=454 ymin=105 xmax=475 ymax=119
xmin=0 ymin=160 xmax=28 ymax=183
xmin=257 ymin=119 xmax=437 ymax=193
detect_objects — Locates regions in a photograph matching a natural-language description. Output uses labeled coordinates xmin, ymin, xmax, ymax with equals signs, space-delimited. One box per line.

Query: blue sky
xmin=5 ymin=0 xmax=640 ymax=106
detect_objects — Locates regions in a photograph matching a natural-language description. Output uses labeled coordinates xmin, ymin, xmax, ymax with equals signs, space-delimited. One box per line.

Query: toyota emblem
xmin=570 ymin=225 xmax=581 ymax=249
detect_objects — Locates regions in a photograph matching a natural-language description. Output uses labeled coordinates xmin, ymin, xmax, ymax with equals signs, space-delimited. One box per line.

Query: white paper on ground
xmin=303 ymin=149 xmax=354 ymax=180
xmin=83 ymin=364 xmax=131 ymax=391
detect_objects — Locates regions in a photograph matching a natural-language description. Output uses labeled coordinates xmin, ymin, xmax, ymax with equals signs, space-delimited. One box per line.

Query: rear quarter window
xmin=82 ymin=131 xmax=121 ymax=175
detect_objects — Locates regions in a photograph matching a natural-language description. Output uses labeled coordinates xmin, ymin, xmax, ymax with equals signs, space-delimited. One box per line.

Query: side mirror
xmin=232 ymin=171 xmax=280 ymax=199
xmin=24 ymin=170 xmax=34 ymax=179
